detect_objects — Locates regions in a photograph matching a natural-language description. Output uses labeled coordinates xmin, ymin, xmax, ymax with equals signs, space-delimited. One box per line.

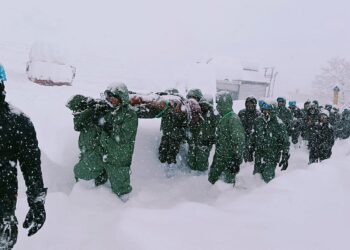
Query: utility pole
xmin=271 ymin=71 xmax=278 ymax=97
xmin=264 ymin=67 xmax=276 ymax=97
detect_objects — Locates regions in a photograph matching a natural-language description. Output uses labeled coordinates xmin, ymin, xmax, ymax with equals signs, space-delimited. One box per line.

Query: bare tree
xmin=313 ymin=57 xmax=350 ymax=105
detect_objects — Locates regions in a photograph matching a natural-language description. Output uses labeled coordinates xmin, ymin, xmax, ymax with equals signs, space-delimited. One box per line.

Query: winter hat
xmin=325 ymin=104 xmax=332 ymax=111
xmin=106 ymin=82 xmax=129 ymax=105
xmin=262 ymin=102 xmax=272 ymax=110
xmin=164 ymin=88 xmax=179 ymax=95
xmin=277 ymin=97 xmax=286 ymax=103
xmin=245 ymin=96 xmax=257 ymax=105
xmin=186 ymin=89 xmax=203 ymax=102
xmin=216 ymin=91 xmax=233 ymax=115
xmin=258 ymin=100 xmax=265 ymax=108
xmin=288 ymin=101 xmax=296 ymax=107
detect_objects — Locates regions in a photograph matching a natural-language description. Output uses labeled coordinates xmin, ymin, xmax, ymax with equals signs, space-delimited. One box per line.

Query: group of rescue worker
xmin=67 ymin=84 xmax=350 ymax=198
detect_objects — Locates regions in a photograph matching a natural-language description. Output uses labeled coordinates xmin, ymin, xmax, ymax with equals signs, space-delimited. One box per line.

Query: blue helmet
xmin=262 ymin=102 xmax=272 ymax=110
xmin=0 ymin=64 xmax=7 ymax=81
xmin=288 ymin=101 xmax=296 ymax=107
xmin=258 ymin=100 xmax=265 ymax=107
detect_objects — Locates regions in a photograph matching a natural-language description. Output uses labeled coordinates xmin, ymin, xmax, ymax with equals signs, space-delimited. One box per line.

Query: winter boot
xmin=95 ymin=169 xmax=108 ymax=187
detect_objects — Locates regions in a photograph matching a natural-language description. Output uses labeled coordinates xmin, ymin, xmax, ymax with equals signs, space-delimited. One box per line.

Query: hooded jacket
xmin=213 ymin=92 xmax=245 ymax=165
xmin=100 ymin=83 xmax=138 ymax=164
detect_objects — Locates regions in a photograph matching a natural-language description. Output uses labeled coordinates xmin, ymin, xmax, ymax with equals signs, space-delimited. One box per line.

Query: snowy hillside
xmin=1 ymin=1 xmax=350 ymax=249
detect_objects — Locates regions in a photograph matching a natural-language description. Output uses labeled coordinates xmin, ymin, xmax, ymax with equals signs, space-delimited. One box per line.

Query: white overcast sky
xmin=2 ymin=0 xmax=350 ymax=94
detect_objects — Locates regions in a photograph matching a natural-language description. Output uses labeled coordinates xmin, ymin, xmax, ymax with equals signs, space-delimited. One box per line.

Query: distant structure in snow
xmin=26 ymin=42 xmax=76 ymax=86
xmin=216 ymin=63 xmax=271 ymax=100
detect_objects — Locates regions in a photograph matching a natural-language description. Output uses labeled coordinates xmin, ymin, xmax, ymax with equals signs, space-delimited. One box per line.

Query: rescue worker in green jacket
xmin=308 ymin=109 xmax=335 ymax=164
xmin=332 ymin=107 xmax=341 ymax=126
xmin=335 ymin=108 xmax=350 ymax=139
xmin=301 ymin=100 xmax=311 ymax=120
xmin=300 ymin=103 xmax=319 ymax=142
xmin=208 ymin=91 xmax=245 ymax=186
xmin=276 ymin=97 xmax=293 ymax=136
xmin=325 ymin=104 xmax=336 ymax=126
xmin=258 ymin=100 xmax=265 ymax=112
xmin=288 ymin=101 xmax=303 ymax=144
xmin=288 ymin=101 xmax=303 ymax=119
xmin=71 ymin=83 xmax=138 ymax=199
xmin=238 ymin=96 xmax=260 ymax=162
xmin=186 ymin=89 xmax=216 ymax=171
xmin=158 ymin=89 xmax=188 ymax=164
xmin=99 ymin=83 xmax=138 ymax=197
xmin=250 ymin=103 xmax=290 ymax=183
xmin=67 ymin=95 xmax=108 ymax=186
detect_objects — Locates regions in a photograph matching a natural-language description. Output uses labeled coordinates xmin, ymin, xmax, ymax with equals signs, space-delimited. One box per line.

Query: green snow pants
xmin=74 ymin=150 xmax=132 ymax=197
xmin=187 ymin=144 xmax=211 ymax=171
xmin=253 ymin=156 xmax=278 ymax=183
xmin=208 ymin=155 xmax=240 ymax=185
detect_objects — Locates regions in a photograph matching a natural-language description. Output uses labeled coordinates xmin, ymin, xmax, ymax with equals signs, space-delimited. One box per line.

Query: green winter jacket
xmin=160 ymin=105 xmax=187 ymax=141
xmin=187 ymin=90 xmax=216 ymax=146
xmin=67 ymin=95 xmax=105 ymax=179
xmin=74 ymin=108 xmax=102 ymax=152
xmin=98 ymin=84 xmax=138 ymax=196
xmin=238 ymin=109 xmax=260 ymax=136
xmin=215 ymin=93 xmax=245 ymax=161
xmin=335 ymin=109 xmax=350 ymax=139
xmin=276 ymin=106 xmax=293 ymax=134
xmin=187 ymin=97 xmax=217 ymax=171
xmin=250 ymin=112 xmax=290 ymax=164
xmin=209 ymin=92 xmax=245 ymax=183
xmin=100 ymin=84 xmax=138 ymax=165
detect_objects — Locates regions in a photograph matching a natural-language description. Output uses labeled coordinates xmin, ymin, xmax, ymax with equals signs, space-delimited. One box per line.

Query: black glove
xmin=0 ymin=214 xmax=18 ymax=249
xmin=279 ymin=152 xmax=290 ymax=171
xmin=292 ymin=136 xmax=298 ymax=144
xmin=23 ymin=188 xmax=47 ymax=236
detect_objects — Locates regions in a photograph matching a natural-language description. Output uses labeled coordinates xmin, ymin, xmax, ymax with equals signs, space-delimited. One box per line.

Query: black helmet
xmin=325 ymin=104 xmax=332 ymax=111
xmin=245 ymin=96 xmax=257 ymax=105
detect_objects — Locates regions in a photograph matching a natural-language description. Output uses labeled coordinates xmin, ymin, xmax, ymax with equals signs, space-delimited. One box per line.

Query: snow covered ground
xmin=3 ymin=60 xmax=350 ymax=249
xmin=1 ymin=1 xmax=350 ymax=249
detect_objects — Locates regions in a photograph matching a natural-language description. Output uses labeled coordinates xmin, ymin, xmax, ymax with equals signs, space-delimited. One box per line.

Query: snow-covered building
xmin=214 ymin=58 xmax=271 ymax=100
